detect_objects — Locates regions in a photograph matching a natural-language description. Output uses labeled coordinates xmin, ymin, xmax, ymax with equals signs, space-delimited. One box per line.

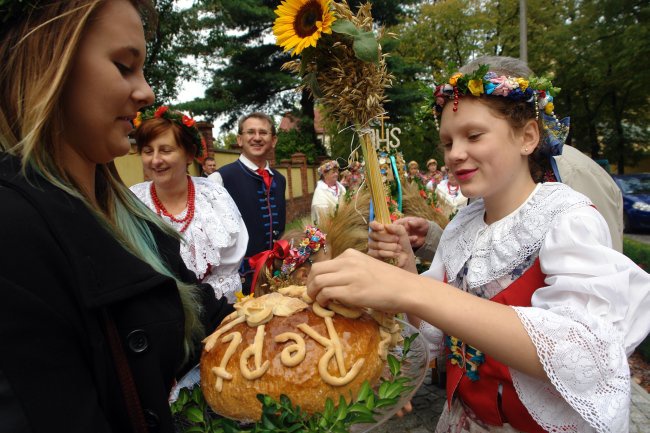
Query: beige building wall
xmin=115 ymin=148 xmax=239 ymax=187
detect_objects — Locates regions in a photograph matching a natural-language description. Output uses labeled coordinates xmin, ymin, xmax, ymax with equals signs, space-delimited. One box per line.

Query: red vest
xmin=445 ymin=258 xmax=547 ymax=433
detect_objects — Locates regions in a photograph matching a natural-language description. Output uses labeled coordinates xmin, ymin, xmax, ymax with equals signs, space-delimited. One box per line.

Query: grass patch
xmin=623 ymin=237 xmax=650 ymax=272
xmin=623 ymin=237 xmax=650 ymax=362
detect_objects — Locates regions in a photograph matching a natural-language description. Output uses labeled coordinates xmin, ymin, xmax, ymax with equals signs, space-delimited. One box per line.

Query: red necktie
xmin=256 ymin=168 xmax=272 ymax=190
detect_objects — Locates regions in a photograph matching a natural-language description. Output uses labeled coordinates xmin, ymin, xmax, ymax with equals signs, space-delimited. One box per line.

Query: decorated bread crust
xmin=200 ymin=287 xmax=399 ymax=422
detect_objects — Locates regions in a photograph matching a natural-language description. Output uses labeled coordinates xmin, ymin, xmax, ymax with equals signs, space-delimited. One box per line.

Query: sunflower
xmin=273 ymin=0 xmax=336 ymax=56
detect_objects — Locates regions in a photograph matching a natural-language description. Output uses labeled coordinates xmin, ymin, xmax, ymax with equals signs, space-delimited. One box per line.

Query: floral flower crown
xmin=433 ymin=64 xmax=570 ymax=158
xmin=317 ymin=160 xmax=340 ymax=176
xmin=280 ymin=226 xmax=327 ymax=277
xmin=134 ymin=106 xmax=208 ymax=160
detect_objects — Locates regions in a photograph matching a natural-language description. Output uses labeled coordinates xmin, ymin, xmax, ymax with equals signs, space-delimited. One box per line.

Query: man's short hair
xmin=237 ymin=112 xmax=277 ymax=136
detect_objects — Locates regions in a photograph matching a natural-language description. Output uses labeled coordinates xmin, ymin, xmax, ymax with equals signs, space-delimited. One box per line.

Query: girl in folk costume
xmin=307 ymin=60 xmax=650 ymax=432
xmin=311 ymin=159 xmax=347 ymax=224
xmin=131 ymin=107 xmax=248 ymax=303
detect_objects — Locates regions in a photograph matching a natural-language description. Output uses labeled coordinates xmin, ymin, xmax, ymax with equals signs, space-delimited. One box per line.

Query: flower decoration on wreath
xmin=317 ymin=160 xmax=339 ymax=176
xmin=279 ymin=225 xmax=327 ymax=277
xmin=134 ymin=106 xmax=208 ymax=162
xmin=431 ymin=64 xmax=570 ymax=158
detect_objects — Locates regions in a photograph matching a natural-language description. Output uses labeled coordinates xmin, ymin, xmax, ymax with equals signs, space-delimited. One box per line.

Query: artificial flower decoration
xmin=279 ymin=226 xmax=327 ymax=277
xmin=317 ymin=160 xmax=339 ymax=176
xmin=136 ymin=106 xmax=208 ymax=161
xmin=430 ymin=64 xmax=570 ymax=158
xmin=273 ymin=0 xmax=336 ymax=56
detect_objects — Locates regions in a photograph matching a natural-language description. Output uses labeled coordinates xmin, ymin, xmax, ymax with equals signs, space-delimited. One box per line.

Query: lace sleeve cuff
xmin=204 ymin=272 xmax=242 ymax=304
xmin=417 ymin=320 xmax=444 ymax=359
xmin=511 ymin=305 xmax=630 ymax=432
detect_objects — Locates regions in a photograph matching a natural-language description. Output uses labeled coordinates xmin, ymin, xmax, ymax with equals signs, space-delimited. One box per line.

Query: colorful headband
xmin=280 ymin=226 xmax=327 ymax=277
xmin=317 ymin=160 xmax=339 ymax=176
xmin=433 ymin=64 xmax=570 ymax=158
xmin=135 ymin=106 xmax=208 ymax=160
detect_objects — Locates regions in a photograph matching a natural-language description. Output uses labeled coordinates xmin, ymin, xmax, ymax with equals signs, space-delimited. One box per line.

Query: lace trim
xmin=131 ymin=177 xmax=243 ymax=281
xmin=418 ymin=320 xmax=444 ymax=359
xmin=512 ymin=306 xmax=630 ymax=433
xmin=204 ymin=272 xmax=242 ymax=304
xmin=439 ymin=183 xmax=592 ymax=288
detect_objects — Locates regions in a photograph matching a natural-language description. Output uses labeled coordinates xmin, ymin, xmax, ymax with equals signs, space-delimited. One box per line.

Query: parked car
xmin=611 ymin=174 xmax=650 ymax=232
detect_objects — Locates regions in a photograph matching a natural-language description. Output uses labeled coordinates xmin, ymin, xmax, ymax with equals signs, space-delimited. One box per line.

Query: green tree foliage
xmin=143 ymin=0 xmax=196 ymax=103
xmin=148 ymin=1 xmax=648 ymax=171
xmin=178 ymin=0 xmax=420 ymax=136
xmin=276 ymin=130 xmax=319 ymax=164
xmin=393 ymin=0 xmax=650 ymax=171
xmin=176 ymin=0 xmax=297 ymax=128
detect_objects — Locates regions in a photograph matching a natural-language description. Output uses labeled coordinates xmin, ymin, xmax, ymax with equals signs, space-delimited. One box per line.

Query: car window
xmin=616 ymin=176 xmax=650 ymax=194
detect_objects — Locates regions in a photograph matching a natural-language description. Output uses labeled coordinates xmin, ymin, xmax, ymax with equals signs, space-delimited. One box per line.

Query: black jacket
xmin=0 ymin=154 xmax=232 ymax=433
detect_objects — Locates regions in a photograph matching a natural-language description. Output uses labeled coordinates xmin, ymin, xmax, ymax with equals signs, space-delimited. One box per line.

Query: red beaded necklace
xmin=150 ymin=176 xmax=195 ymax=232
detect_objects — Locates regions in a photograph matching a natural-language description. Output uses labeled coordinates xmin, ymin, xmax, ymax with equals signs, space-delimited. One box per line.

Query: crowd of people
xmin=1 ymin=1 xmax=648 ymax=433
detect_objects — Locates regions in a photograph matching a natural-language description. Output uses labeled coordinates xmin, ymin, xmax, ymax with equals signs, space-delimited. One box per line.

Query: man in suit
xmin=210 ymin=112 xmax=286 ymax=293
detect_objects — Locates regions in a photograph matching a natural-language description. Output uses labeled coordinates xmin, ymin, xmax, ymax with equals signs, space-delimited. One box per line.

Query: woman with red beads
xmin=131 ymin=107 xmax=248 ymax=304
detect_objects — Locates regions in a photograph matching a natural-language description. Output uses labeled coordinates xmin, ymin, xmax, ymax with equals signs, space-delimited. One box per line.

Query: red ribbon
xmin=248 ymin=240 xmax=289 ymax=295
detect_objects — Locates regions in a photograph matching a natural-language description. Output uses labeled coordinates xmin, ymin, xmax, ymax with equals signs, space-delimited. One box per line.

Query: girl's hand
xmin=395 ymin=400 xmax=413 ymax=417
xmin=367 ymin=221 xmax=416 ymax=272
xmin=306 ymin=248 xmax=416 ymax=313
xmin=393 ymin=216 xmax=430 ymax=249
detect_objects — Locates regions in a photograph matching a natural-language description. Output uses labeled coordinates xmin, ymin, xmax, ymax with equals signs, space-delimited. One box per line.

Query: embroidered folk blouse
xmin=311 ymin=180 xmax=346 ymax=224
xmin=419 ymin=182 xmax=650 ymax=432
xmin=131 ymin=177 xmax=248 ymax=303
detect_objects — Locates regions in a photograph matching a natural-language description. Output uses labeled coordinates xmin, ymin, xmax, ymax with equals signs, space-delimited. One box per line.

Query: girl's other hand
xmin=394 ymin=216 xmax=430 ymax=249
xmin=368 ymin=221 xmax=416 ymax=272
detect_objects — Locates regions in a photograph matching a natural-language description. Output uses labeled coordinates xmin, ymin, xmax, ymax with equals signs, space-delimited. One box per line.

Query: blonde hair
xmin=0 ymin=0 xmax=203 ymax=360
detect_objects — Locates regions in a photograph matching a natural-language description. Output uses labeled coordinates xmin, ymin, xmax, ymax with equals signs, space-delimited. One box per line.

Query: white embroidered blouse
xmin=419 ymin=182 xmax=650 ymax=433
xmin=131 ymin=177 xmax=248 ymax=303
xmin=311 ymin=180 xmax=346 ymax=224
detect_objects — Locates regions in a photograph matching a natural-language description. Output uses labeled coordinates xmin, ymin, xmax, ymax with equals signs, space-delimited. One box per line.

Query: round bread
xmin=200 ymin=291 xmax=390 ymax=422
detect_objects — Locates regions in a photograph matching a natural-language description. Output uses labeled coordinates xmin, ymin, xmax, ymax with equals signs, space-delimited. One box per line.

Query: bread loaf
xmin=200 ymin=287 xmax=399 ymax=422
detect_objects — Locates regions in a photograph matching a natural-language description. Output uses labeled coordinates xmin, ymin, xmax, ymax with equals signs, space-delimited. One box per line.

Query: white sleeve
xmin=185 ymin=179 xmax=248 ymax=303
xmin=510 ymin=206 xmax=650 ymax=433
xmin=203 ymin=217 xmax=248 ymax=303
xmin=207 ymin=171 xmax=223 ymax=186
xmin=311 ymin=187 xmax=332 ymax=224
xmin=414 ymin=250 xmax=447 ymax=358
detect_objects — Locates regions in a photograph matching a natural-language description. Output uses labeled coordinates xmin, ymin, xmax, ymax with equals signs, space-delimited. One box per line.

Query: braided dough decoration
xmin=200 ymin=287 xmax=401 ymax=422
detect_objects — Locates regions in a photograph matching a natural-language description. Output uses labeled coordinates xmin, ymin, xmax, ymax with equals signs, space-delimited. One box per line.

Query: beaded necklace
xmin=150 ymin=176 xmax=195 ymax=232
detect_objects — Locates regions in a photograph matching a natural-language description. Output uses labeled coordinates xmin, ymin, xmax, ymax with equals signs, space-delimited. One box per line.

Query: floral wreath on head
xmin=432 ymin=64 xmax=570 ymax=159
xmin=280 ymin=225 xmax=327 ymax=277
xmin=317 ymin=160 xmax=340 ymax=177
xmin=134 ymin=106 xmax=208 ymax=162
